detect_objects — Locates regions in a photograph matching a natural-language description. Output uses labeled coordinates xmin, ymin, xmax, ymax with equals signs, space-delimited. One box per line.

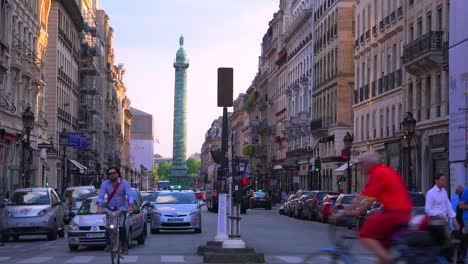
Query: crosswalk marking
xmin=161 ymin=255 xmax=184 ymax=263
xmin=18 ymin=257 xmax=54 ymax=263
xmin=65 ymin=256 xmax=95 ymax=263
xmin=0 ymin=257 xmax=11 ymax=262
xmin=275 ymin=256 xmax=304 ymax=263
xmin=121 ymin=256 xmax=138 ymax=263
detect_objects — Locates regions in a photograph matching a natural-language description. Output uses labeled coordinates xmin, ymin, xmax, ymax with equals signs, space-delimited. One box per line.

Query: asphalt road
xmin=0 ymin=205 xmax=379 ymax=263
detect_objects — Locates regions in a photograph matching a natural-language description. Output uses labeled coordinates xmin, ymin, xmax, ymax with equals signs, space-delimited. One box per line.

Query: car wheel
xmin=11 ymin=235 xmax=19 ymax=241
xmin=47 ymin=230 xmax=58 ymax=241
xmin=194 ymin=227 xmax=202 ymax=233
xmin=68 ymin=245 xmax=79 ymax=251
xmin=58 ymin=228 xmax=65 ymax=238
xmin=150 ymin=228 xmax=159 ymax=234
xmin=0 ymin=235 xmax=9 ymax=243
xmin=137 ymin=225 xmax=146 ymax=245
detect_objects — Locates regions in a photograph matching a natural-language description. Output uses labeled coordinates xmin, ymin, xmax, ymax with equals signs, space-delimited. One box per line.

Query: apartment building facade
xmin=352 ymin=0 xmax=406 ymax=191
xmin=0 ymin=0 xmax=51 ymax=195
xmin=311 ymin=0 xmax=355 ymax=192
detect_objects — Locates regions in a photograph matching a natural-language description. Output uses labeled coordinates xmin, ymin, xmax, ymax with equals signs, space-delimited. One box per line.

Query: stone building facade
xmin=0 ymin=0 xmax=51 ymax=195
xmin=311 ymin=0 xmax=355 ymax=192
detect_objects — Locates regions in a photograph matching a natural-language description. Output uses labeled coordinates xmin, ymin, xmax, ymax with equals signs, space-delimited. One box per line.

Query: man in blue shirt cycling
xmin=97 ymin=167 xmax=134 ymax=255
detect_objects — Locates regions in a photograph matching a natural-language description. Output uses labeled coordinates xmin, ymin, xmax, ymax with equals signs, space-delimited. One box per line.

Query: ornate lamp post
xmin=343 ymin=132 xmax=353 ymax=194
xmin=21 ymin=106 xmax=35 ymax=187
xmin=401 ymin=112 xmax=417 ymax=191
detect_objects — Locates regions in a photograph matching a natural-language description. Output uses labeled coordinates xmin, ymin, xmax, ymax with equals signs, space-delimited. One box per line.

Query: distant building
xmin=130 ymin=107 xmax=154 ymax=189
xmin=154 ymin=158 xmax=172 ymax=167
xmin=189 ymin=152 xmax=201 ymax=163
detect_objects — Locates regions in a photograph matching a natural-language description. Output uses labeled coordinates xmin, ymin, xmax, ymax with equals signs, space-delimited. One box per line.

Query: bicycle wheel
xmin=303 ymin=250 xmax=353 ymax=264
xmin=111 ymin=230 xmax=120 ymax=264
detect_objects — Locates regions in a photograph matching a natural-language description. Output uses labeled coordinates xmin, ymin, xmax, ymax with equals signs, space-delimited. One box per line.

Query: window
xmin=386 ymin=108 xmax=390 ymax=137
xmin=409 ymin=24 xmax=414 ymax=41
xmin=416 ymin=81 xmax=422 ymax=120
xmin=391 ymin=106 xmax=395 ymax=135
xmin=427 ymin=12 xmax=432 ymax=32
xmin=426 ymin=76 xmax=431 ymax=120
xmin=398 ymin=104 xmax=402 ymax=131
xmin=392 ymin=44 xmax=397 ymax=71
xmin=373 ymin=55 xmax=378 ymax=82
xmin=361 ymin=115 xmax=364 ymax=141
xmin=436 ymin=74 xmax=441 ymax=117
xmin=437 ymin=7 xmax=442 ymax=31
xmin=417 ymin=19 xmax=422 ymax=37
xmin=373 ymin=110 xmax=376 ymax=138
xmin=380 ymin=109 xmax=384 ymax=137
xmin=366 ymin=114 xmax=370 ymax=140
xmin=374 ymin=0 xmax=378 ymax=21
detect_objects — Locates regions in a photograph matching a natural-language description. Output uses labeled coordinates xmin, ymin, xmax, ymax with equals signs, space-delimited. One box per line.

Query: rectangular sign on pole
xmin=217 ymin=68 xmax=233 ymax=107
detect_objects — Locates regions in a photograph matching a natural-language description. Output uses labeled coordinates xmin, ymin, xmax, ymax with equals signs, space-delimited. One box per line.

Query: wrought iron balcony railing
xmin=403 ymin=31 xmax=443 ymax=64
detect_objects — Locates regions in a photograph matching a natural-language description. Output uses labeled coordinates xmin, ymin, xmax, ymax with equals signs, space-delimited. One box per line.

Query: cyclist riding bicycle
xmin=97 ymin=167 xmax=134 ymax=255
xmin=335 ymin=151 xmax=412 ymax=264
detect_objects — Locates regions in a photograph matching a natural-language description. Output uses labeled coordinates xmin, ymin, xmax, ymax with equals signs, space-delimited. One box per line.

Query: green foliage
xmin=186 ymin=157 xmax=200 ymax=177
xmin=242 ymin=145 xmax=256 ymax=157
xmin=157 ymin=161 xmax=171 ymax=180
xmin=242 ymin=91 xmax=258 ymax=111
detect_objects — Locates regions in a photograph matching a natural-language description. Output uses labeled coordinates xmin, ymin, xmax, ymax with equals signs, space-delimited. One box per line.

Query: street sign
xmin=68 ymin=133 xmax=81 ymax=147
xmin=38 ymin=143 xmax=54 ymax=149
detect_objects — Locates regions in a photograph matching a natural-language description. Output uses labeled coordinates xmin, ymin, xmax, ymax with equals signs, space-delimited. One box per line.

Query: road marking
xmin=65 ymin=256 xmax=95 ymax=263
xmin=121 ymin=256 xmax=138 ymax=263
xmin=275 ymin=256 xmax=304 ymax=263
xmin=18 ymin=257 xmax=53 ymax=263
xmin=0 ymin=257 xmax=11 ymax=262
xmin=161 ymin=255 xmax=184 ymax=262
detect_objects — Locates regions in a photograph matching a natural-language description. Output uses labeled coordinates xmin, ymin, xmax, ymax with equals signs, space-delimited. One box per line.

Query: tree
xmin=186 ymin=158 xmax=200 ymax=177
xmin=157 ymin=161 xmax=171 ymax=180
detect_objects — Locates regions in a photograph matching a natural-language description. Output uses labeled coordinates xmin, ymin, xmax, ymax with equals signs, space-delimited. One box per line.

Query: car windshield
xmin=8 ymin=191 xmax=50 ymax=205
xmin=141 ymin=192 xmax=156 ymax=202
xmin=156 ymin=192 xmax=196 ymax=204
xmin=78 ymin=198 xmax=102 ymax=215
xmin=410 ymin=193 xmax=425 ymax=206
xmin=255 ymin=192 xmax=267 ymax=198
xmin=341 ymin=196 xmax=357 ymax=204
xmin=63 ymin=188 xmax=95 ymax=201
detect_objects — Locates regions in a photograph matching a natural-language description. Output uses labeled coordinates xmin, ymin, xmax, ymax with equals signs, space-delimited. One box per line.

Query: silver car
xmin=150 ymin=191 xmax=202 ymax=234
xmin=62 ymin=186 xmax=96 ymax=224
xmin=68 ymin=196 xmax=147 ymax=251
xmin=0 ymin=187 xmax=65 ymax=242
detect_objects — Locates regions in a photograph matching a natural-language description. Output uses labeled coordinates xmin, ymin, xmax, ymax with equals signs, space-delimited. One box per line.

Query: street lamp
xmin=401 ymin=112 xmax=417 ymax=191
xmin=60 ymin=128 xmax=68 ymax=194
xmin=21 ymin=106 xmax=35 ymax=188
xmin=343 ymin=132 xmax=353 ymax=194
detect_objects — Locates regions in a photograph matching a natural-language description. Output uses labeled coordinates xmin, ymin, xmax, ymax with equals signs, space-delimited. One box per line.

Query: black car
xmin=249 ymin=192 xmax=272 ymax=210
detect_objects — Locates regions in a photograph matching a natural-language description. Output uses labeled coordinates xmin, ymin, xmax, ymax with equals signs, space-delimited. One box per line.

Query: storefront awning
xmin=334 ymin=161 xmax=358 ymax=173
xmin=68 ymin=159 xmax=88 ymax=174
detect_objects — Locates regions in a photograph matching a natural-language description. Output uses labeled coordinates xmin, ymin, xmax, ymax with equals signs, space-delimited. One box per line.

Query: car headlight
xmin=38 ymin=209 xmax=49 ymax=216
xmin=190 ymin=210 xmax=198 ymax=216
xmin=6 ymin=211 xmax=12 ymax=217
xmin=69 ymin=222 xmax=79 ymax=230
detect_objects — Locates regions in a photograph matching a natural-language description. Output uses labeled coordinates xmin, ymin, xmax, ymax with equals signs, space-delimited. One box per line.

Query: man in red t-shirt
xmin=342 ymin=152 xmax=412 ymax=264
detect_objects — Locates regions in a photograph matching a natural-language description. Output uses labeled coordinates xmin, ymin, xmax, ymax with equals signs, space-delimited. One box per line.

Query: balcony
xmin=378 ymin=78 xmax=383 ymax=94
xmin=310 ymin=116 xmax=332 ymax=136
xmin=390 ymin=11 xmax=396 ymax=22
xmin=395 ymin=69 xmax=402 ymax=87
xmin=379 ymin=21 xmax=384 ymax=31
xmin=360 ymin=35 xmax=364 ymax=44
xmin=383 ymin=75 xmax=388 ymax=92
xmin=355 ymin=39 xmax=359 ymax=48
xmin=365 ymin=30 xmax=370 ymax=40
xmin=258 ymin=119 xmax=269 ymax=133
xmin=388 ymin=72 xmax=394 ymax=90
xmin=371 ymin=81 xmax=376 ymax=97
xmin=403 ymin=31 xmax=446 ymax=75
xmin=372 ymin=26 xmax=377 ymax=36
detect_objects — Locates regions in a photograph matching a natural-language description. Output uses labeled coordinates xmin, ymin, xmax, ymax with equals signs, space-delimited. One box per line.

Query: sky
xmin=99 ymin=0 xmax=278 ymax=158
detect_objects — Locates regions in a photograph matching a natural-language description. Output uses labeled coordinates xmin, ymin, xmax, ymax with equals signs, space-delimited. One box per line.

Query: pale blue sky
xmin=100 ymin=0 xmax=278 ymax=158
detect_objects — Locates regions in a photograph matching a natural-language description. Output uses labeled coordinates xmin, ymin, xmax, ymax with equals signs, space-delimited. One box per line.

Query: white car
xmin=150 ymin=191 xmax=202 ymax=234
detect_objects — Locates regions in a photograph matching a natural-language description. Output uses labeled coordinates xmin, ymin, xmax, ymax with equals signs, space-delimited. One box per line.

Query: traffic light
xmin=314 ymin=157 xmax=321 ymax=173
xmin=45 ymin=181 xmax=49 ymax=187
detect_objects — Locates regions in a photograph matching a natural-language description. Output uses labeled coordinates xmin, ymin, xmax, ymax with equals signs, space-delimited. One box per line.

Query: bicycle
xmin=303 ymin=215 xmax=450 ymax=264
xmin=105 ymin=208 xmax=128 ymax=264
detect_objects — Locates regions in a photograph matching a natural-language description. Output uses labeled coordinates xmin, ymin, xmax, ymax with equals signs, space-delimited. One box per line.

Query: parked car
xmin=329 ymin=194 xmax=358 ymax=227
xmin=149 ymin=191 xmax=202 ymax=234
xmin=294 ymin=193 xmax=311 ymax=219
xmin=141 ymin=191 xmax=158 ymax=222
xmin=67 ymin=196 xmax=147 ymax=251
xmin=283 ymin=194 xmax=295 ymax=216
xmin=409 ymin=192 xmax=426 ymax=216
xmin=289 ymin=190 xmax=311 ymax=218
xmin=62 ymin=186 xmax=97 ymax=224
xmin=0 ymin=187 xmax=65 ymax=242
xmin=249 ymin=191 xmax=272 ymax=210
xmin=304 ymin=191 xmax=340 ymax=221
xmin=317 ymin=194 xmax=340 ymax=223
xmin=131 ymin=188 xmax=143 ymax=206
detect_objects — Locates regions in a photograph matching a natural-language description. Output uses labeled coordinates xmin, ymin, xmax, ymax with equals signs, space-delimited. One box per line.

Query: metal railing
xmin=403 ymin=31 xmax=443 ymax=64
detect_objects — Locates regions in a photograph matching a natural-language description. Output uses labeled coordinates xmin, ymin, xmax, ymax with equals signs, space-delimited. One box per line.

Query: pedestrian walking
xmin=424 ymin=173 xmax=459 ymax=230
